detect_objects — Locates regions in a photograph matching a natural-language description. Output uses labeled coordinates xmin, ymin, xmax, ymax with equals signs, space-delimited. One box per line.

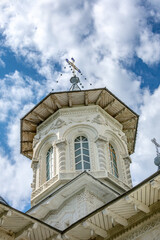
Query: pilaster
xmin=55 ymin=139 xmax=67 ymax=172
xmin=31 ymin=162 xmax=38 ymax=191
xmin=96 ymin=136 xmax=108 ymax=171
xmin=123 ymin=156 xmax=132 ymax=187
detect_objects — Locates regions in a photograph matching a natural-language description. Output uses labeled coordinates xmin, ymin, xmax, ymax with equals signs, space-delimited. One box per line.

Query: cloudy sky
xmin=0 ymin=0 xmax=160 ymax=212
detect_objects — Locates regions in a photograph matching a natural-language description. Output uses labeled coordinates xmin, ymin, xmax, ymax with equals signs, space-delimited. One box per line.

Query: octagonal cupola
xmin=21 ymin=58 xmax=138 ymax=207
xmin=21 ymin=86 xmax=138 ymax=206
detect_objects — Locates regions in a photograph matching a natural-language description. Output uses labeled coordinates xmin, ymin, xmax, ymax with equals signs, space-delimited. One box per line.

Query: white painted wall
xmin=31 ymin=105 xmax=132 ymax=206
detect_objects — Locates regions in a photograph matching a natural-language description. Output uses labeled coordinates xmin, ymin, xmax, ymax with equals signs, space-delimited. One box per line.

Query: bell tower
xmin=21 ymin=61 xmax=138 ymax=230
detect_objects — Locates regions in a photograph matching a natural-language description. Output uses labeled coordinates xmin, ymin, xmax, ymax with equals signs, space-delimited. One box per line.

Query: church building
xmin=0 ymin=60 xmax=160 ymax=240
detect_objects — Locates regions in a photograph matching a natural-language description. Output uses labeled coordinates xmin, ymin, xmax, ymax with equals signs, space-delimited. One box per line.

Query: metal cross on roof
xmin=66 ymin=58 xmax=81 ymax=76
xmin=66 ymin=58 xmax=81 ymax=91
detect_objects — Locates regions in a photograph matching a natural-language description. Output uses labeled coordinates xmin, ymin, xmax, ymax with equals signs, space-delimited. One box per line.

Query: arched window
xmin=109 ymin=144 xmax=119 ymax=178
xmin=46 ymin=147 xmax=53 ymax=181
xmin=74 ymin=136 xmax=90 ymax=171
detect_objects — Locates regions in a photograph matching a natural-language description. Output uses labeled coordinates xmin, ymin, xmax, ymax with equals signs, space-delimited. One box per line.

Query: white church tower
xmin=21 ymin=59 xmax=138 ymax=231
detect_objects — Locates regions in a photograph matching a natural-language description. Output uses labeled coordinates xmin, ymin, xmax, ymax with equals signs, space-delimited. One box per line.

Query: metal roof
xmin=21 ymin=88 xmax=139 ymax=159
xmin=0 ymin=171 xmax=159 ymax=239
xmin=62 ymin=170 xmax=160 ymax=239
xmin=0 ymin=201 xmax=61 ymax=240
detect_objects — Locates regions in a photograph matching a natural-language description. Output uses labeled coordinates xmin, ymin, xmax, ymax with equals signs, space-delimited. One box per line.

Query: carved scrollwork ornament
xmin=33 ymin=134 xmax=41 ymax=148
xmin=92 ymin=114 xmax=106 ymax=125
xmin=54 ymin=118 xmax=66 ymax=128
xmin=112 ymin=214 xmax=160 ymax=240
xmin=121 ymin=135 xmax=128 ymax=144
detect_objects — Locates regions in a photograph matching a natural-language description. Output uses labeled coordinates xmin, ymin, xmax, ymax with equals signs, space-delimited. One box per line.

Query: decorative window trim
xmin=109 ymin=143 xmax=119 ymax=178
xmin=64 ymin=124 xmax=98 ymax=172
xmin=74 ymin=136 xmax=91 ymax=171
xmin=34 ymin=134 xmax=57 ymax=186
xmin=46 ymin=146 xmax=54 ymax=181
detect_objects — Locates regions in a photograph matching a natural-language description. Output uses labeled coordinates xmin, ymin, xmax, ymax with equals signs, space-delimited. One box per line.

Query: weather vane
xmin=66 ymin=58 xmax=81 ymax=76
xmin=55 ymin=58 xmax=92 ymax=91
xmin=66 ymin=58 xmax=82 ymax=91
xmin=151 ymin=138 xmax=160 ymax=170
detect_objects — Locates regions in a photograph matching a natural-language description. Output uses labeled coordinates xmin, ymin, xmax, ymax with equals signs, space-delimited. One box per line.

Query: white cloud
xmin=0 ymin=0 xmax=153 ymax=71
xmin=0 ymin=71 xmax=46 ymax=121
xmin=92 ymin=0 xmax=144 ymax=60
xmin=90 ymin=58 xmax=143 ymax=110
xmin=147 ymin=0 xmax=160 ymax=21
xmin=0 ymin=71 xmax=44 ymax=210
xmin=0 ymin=147 xmax=32 ymax=209
xmin=0 ymin=111 xmax=32 ymax=210
xmin=0 ymin=0 xmax=159 ymax=91
xmin=136 ymin=29 xmax=160 ymax=65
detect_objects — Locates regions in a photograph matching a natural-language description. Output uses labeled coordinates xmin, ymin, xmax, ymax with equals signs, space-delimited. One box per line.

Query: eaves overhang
xmin=62 ymin=170 xmax=160 ymax=239
xmin=0 ymin=201 xmax=61 ymax=239
xmin=21 ymin=88 xmax=139 ymax=159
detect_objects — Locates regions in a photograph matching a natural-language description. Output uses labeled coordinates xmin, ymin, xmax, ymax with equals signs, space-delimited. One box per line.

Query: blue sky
xmin=0 ymin=0 xmax=160 ymax=212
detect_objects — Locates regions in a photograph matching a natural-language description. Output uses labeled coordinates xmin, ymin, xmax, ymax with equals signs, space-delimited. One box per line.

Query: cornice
xmin=108 ymin=203 xmax=160 ymax=240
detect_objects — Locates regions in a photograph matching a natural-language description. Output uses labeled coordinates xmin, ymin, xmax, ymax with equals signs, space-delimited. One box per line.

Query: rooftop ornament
xmin=66 ymin=58 xmax=81 ymax=91
xmin=151 ymin=138 xmax=160 ymax=170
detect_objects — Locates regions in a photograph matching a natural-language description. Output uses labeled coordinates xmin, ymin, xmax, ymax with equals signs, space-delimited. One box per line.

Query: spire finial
xmin=151 ymin=138 xmax=160 ymax=170
xmin=66 ymin=58 xmax=81 ymax=91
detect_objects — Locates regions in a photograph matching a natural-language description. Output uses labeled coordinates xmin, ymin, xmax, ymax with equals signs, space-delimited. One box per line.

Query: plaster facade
xmin=31 ymin=105 xmax=132 ymax=206
xmin=44 ymin=188 xmax=104 ymax=230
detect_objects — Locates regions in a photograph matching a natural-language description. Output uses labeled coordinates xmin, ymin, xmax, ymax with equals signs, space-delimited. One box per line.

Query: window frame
xmin=46 ymin=146 xmax=54 ymax=181
xmin=109 ymin=143 xmax=119 ymax=178
xmin=74 ymin=136 xmax=90 ymax=171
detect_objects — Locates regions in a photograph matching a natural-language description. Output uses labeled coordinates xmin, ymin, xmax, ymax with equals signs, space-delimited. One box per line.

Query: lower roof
xmin=62 ymin=170 xmax=160 ymax=239
xmin=0 ymin=170 xmax=159 ymax=239
xmin=0 ymin=202 xmax=61 ymax=240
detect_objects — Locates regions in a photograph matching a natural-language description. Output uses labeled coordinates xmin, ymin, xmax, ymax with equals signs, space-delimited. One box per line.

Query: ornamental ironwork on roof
xmin=66 ymin=58 xmax=82 ymax=91
xmin=20 ymin=88 xmax=139 ymax=159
